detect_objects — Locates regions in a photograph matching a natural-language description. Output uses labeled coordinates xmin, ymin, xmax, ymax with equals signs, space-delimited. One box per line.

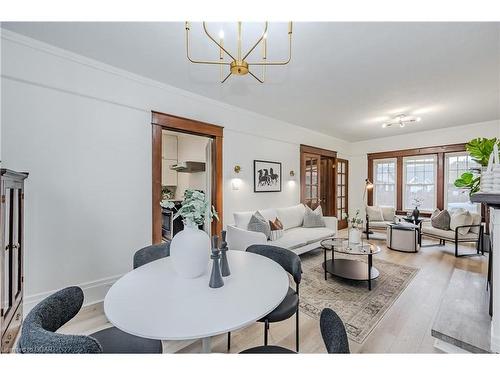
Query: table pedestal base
xmin=323 ymin=259 xmax=379 ymax=290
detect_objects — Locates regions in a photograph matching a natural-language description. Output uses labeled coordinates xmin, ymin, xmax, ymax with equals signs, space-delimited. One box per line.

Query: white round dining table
xmin=104 ymin=250 xmax=289 ymax=353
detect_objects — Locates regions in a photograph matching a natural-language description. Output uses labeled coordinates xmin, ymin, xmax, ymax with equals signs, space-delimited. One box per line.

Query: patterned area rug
xmin=299 ymin=248 xmax=419 ymax=344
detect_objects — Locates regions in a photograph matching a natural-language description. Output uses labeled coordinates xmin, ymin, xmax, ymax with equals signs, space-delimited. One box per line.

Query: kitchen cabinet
xmin=162 ymin=159 xmax=178 ymax=186
xmin=162 ymin=134 xmax=178 ymax=160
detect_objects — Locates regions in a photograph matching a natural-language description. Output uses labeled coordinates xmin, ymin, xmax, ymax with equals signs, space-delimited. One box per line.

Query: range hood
xmin=170 ymin=161 xmax=206 ymax=173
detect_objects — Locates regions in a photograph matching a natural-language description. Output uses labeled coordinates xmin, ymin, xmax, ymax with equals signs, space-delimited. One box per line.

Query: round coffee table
xmin=321 ymin=238 xmax=381 ymax=290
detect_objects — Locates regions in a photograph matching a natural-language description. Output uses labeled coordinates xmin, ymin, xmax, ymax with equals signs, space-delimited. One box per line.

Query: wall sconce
xmin=231 ymin=164 xmax=242 ymax=190
xmin=288 ymin=170 xmax=296 ymax=180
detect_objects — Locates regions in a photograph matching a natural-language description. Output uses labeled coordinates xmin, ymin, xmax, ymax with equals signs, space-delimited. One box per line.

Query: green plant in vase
xmin=454 ymin=137 xmax=500 ymax=197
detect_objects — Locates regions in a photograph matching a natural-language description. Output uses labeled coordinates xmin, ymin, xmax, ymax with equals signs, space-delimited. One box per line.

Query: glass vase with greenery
xmin=454 ymin=137 xmax=500 ymax=196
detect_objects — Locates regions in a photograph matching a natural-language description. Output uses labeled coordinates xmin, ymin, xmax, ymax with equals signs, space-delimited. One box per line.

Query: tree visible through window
xmin=446 ymin=152 xmax=480 ymax=212
xmin=373 ymin=159 xmax=396 ymax=207
xmin=403 ymin=156 xmax=436 ymax=212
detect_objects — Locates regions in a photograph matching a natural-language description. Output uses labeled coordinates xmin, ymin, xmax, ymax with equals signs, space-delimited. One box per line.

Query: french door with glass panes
xmin=336 ymin=158 xmax=348 ymax=229
xmin=301 ymin=153 xmax=321 ymax=209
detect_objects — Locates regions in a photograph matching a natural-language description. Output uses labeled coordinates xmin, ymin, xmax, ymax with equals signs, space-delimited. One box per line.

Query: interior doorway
xmin=151 ymin=111 xmax=223 ymax=244
xmin=336 ymin=158 xmax=349 ymax=229
xmin=300 ymin=144 xmax=338 ymax=217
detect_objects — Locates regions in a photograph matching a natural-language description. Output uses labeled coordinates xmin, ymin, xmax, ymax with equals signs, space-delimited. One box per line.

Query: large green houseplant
xmin=454 ymin=137 xmax=500 ymax=196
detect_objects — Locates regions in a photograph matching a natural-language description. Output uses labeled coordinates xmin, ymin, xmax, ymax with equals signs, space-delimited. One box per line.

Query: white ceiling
xmin=2 ymin=22 xmax=499 ymax=141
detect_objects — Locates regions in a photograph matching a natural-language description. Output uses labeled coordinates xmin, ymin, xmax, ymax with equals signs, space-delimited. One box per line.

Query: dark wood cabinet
xmin=1 ymin=169 xmax=28 ymax=353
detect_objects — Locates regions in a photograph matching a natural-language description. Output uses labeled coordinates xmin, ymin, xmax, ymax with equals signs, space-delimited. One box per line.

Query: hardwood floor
xmin=57 ymin=229 xmax=488 ymax=353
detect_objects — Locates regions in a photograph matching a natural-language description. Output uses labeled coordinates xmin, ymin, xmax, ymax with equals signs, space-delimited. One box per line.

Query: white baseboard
xmin=23 ymin=274 xmax=123 ymax=316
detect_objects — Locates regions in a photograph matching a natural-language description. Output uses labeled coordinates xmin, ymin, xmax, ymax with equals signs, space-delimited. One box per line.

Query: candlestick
xmin=209 ymin=235 xmax=224 ymax=288
xmin=220 ymin=230 xmax=230 ymax=277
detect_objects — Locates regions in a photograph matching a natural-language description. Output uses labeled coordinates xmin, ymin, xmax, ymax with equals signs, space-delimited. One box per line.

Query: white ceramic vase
xmin=170 ymin=221 xmax=210 ymax=279
xmin=348 ymin=227 xmax=361 ymax=244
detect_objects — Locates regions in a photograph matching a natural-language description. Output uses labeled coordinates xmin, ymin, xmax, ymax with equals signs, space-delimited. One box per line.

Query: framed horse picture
xmin=254 ymin=160 xmax=282 ymax=192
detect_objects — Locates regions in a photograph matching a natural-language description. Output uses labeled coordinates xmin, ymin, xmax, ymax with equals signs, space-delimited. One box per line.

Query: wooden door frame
xmin=151 ymin=111 xmax=223 ymax=244
xmin=300 ymin=144 xmax=338 ymax=214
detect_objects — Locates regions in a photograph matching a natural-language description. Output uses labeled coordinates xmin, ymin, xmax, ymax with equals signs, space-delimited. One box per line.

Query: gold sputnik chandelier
xmin=185 ymin=22 xmax=293 ymax=83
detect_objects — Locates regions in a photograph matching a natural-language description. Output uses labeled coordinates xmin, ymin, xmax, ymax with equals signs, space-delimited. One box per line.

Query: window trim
xmin=372 ymin=158 xmax=397 ymax=208
xmin=402 ymin=154 xmax=437 ymax=213
xmin=366 ymin=143 xmax=467 ymax=215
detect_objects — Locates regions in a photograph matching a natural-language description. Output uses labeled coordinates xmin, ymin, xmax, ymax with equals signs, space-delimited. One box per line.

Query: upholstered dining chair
xmin=17 ymin=286 xmax=162 ymax=353
xmin=320 ymin=308 xmax=350 ymax=353
xmin=133 ymin=241 xmax=171 ymax=269
xmin=240 ymin=307 xmax=349 ymax=354
xmin=244 ymin=244 xmax=302 ymax=352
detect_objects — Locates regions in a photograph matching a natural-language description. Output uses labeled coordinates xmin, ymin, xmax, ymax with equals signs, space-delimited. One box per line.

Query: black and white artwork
xmin=254 ymin=160 xmax=282 ymax=192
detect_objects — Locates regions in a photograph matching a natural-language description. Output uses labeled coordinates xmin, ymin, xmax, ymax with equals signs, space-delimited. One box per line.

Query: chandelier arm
xmin=247 ymin=31 xmax=292 ymax=66
xmin=241 ymin=22 xmax=268 ymax=61
xmin=248 ymin=70 xmax=264 ymax=83
xmin=202 ymin=22 xmax=237 ymax=61
xmin=221 ymin=72 xmax=232 ymax=83
xmin=186 ymin=24 xmax=231 ymax=65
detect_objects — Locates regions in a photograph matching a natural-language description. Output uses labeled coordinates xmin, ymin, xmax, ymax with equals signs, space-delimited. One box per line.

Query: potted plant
xmin=454 ymin=137 xmax=500 ymax=196
xmin=164 ymin=190 xmax=219 ymax=279
xmin=343 ymin=209 xmax=363 ymax=244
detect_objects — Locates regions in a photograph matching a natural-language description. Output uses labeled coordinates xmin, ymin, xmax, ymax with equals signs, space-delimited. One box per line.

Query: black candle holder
xmin=209 ymin=235 xmax=224 ymax=288
xmin=220 ymin=230 xmax=230 ymax=277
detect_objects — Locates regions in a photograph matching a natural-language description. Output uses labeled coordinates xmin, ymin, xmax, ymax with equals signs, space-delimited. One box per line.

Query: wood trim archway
xmin=151 ymin=111 xmax=223 ymax=244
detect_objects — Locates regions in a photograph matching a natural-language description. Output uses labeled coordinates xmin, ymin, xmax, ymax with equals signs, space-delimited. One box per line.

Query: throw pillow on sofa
xmin=303 ymin=205 xmax=326 ymax=228
xmin=431 ymin=209 xmax=451 ymax=230
xmin=366 ymin=206 xmax=384 ymax=221
xmin=248 ymin=211 xmax=271 ymax=239
xmin=269 ymin=217 xmax=284 ymax=230
xmin=449 ymin=209 xmax=473 ymax=235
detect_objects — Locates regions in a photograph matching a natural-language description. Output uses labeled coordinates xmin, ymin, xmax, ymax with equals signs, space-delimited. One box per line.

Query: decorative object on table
xmin=411 ymin=196 xmax=423 ymax=221
xmin=303 ymin=205 xmax=326 ymax=228
xmin=220 ymin=230 xmax=231 ymax=277
xmin=165 ymin=190 xmax=219 ymax=279
xmin=254 ymin=160 xmax=282 ymax=192
xmin=209 ymin=235 xmax=224 ymax=288
xmin=479 ymin=143 xmax=500 ymax=193
xmin=343 ymin=209 xmax=363 ymax=244
xmin=454 ymin=137 xmax=499 ymax=195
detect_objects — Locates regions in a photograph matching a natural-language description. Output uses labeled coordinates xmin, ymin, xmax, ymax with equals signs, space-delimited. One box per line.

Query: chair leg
xmin=296 ymin=310 xmax=299 ymax=353
xmin=455 ymin=241 xmax=458 ymax=257
xmin=264 ymin=320 xmax=269 ymax=346
xmin=227 ymin=332 xmax=231 ymax=352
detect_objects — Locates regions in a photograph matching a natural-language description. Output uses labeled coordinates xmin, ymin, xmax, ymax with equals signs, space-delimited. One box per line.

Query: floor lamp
xmin=363 ymin=178 xmax=374 ymax=234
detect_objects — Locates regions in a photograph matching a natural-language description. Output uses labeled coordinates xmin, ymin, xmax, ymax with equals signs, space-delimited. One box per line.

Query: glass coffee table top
xmin=320 ymin=237 xmax=381 ymax=255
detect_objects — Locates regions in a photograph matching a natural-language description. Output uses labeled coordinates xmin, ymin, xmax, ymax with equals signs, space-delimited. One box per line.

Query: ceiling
xmin=2 ymin=22 xmax=499 ymax=141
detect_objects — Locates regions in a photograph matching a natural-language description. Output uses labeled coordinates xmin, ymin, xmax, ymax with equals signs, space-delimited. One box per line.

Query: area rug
xmin=299 ymin=249 xmax=419 ymax=344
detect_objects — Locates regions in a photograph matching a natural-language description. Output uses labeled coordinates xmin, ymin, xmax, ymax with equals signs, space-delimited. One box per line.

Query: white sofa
xmin=226 ymin=204 xmax=338 ymax=254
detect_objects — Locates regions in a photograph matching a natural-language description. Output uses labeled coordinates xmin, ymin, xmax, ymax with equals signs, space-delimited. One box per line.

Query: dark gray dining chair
xmin=245 ymin=244 xmax=302 ymax=352
xmin=133 ymin=241 xmax=171 ymax=269
xmin=240 ymin=307 xmax=349 ymax=354
xmin=320 ymin=308 xmax=350 ymax=353
xmin=17 ymin=286 xmax=162 ymax=353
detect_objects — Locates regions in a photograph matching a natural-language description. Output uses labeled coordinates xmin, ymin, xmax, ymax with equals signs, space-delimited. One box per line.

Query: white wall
xmin=347 ymin=120 xmax=500 ymax=216
xmin=0 ymin=30 xmax=349 ymax=311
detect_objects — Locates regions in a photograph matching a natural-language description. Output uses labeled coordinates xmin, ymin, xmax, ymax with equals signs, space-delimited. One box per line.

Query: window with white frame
xmin=445 ymin=152 xmax=480 ymax=213
xmin=403 ymin=155 xmax=437 ymax=212
xmin=373 ymin=159 xmax=397 ymax=207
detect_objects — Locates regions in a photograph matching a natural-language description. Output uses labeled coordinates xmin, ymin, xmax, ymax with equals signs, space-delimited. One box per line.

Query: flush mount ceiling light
xmin=382 ymin=114 xmax=422 ymax=128
xmin=185 ymin=22 xmax=292 ymax=83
